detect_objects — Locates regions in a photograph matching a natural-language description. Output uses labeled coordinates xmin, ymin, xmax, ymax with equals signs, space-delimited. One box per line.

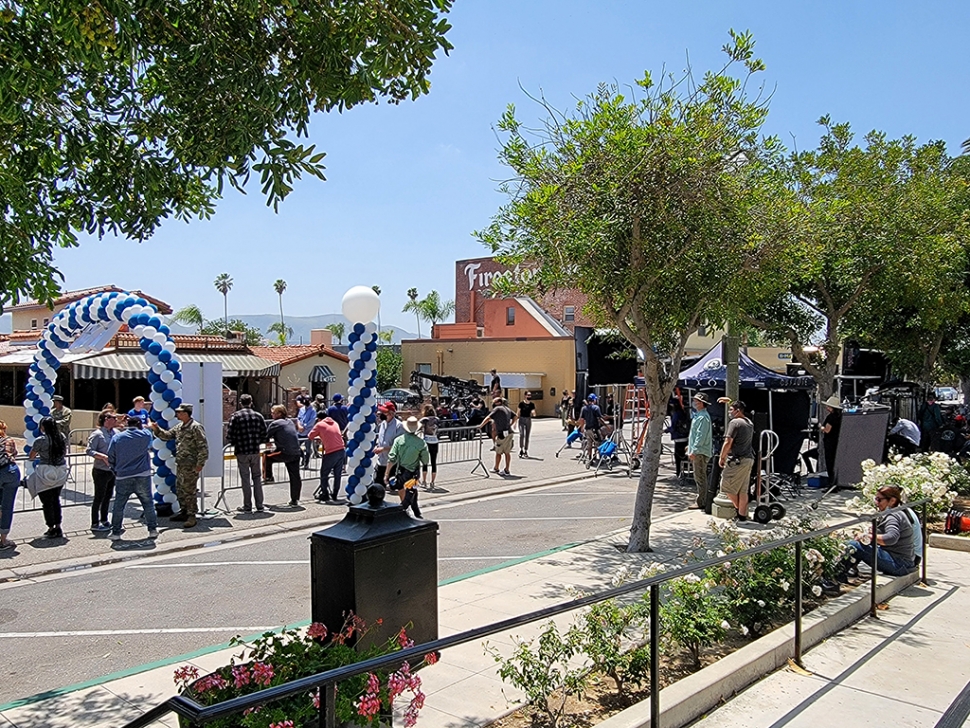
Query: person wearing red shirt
xmin=308 ymin=412 xmax=347 ymax=502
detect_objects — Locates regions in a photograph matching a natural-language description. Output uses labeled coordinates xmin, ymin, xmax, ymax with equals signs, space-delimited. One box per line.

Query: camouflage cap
xmin=174 ymin=403 xmax=193 ymax=415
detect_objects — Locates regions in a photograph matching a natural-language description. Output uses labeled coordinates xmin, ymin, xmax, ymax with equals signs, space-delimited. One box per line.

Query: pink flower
xmin=424 ymin=652 xmax=439 ymax=666
xmin=268 ymin=721 xmax=294 ymax=728
xmin=251 ymin=662 xmax=274 ymax=687
xmin=357 ymin=693 xmax=381 ymax=718
xmin=366 ymin=673 xmax=380 ymax=695
xmin=308 ymin=622 xmax=328 ymax=639
xmin=194 ymin=674 xmax=227 ymax=693
xmin=397 ymin=629 xmax=414 ymax=649
xmin=311 ymin=688 xmax=320 ymax=709
xmin=231 ymin=665 xmax=251 ymax=689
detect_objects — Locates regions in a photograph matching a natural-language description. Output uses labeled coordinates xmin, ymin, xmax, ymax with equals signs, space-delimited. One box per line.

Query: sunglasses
xmin=874 ymin=495 xmax=888 ymax=502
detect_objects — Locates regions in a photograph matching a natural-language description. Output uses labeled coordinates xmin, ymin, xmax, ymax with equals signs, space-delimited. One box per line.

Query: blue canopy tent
xmin=678 ymin=342 xmax=815 ymax=474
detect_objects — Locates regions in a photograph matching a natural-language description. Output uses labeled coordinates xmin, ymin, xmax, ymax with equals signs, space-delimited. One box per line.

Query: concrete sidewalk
xmin=0 ymin=485 xmax=940 ymax=728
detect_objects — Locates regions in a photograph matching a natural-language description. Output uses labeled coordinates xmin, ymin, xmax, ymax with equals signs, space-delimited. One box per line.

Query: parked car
xmin=380 ymin=388 xmax=416 ymax=405
xmin=935 ymin=386 xmax=961 ymax=404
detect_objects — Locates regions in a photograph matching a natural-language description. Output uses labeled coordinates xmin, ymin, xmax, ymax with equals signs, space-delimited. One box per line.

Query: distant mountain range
xmin=1 ymin=311 xmax=416 ymax=344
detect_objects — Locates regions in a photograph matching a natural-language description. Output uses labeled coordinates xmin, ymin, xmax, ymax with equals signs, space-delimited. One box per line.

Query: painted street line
xmin=0 ymin=627 xmax=281 ymax=639
xmin=126 ymin=560 xmax=309 ymax=569
xmin=443 ymin=516 xmax=631 ymax=521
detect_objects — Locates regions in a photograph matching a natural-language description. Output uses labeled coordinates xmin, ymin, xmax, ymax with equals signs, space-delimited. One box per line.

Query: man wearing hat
xmin=152 ymin=403 xmax=209 ymax=528
xmin=480 ymin=396 xmax=518 ymax=475
xmin=327 ymin=393 xmax=350 ymax=435
xmin=387 ymin=416 xmax=430 ymax=517
xmin=374 ymin=401 xmax=405 ymax=487
xmin=51 ymin=395 xmax=72 ymax=439
xmin=687 ymin=393 xmax=714 ymax=511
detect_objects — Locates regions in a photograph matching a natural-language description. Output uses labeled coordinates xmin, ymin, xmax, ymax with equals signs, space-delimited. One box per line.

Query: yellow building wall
xmin=402 ymin=338 xmax=575 ymax=417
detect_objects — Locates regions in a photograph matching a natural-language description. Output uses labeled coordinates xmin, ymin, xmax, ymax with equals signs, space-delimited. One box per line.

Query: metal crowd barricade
xmin=215 ymin=444 xmax=324 ymax=512
xmin=122 ymin=500 xmax=930 ymax=728
xmin=12 ymin=451 xmax=96 ymax=513
xmin=435 ymin=424 xmax=489 ymax=478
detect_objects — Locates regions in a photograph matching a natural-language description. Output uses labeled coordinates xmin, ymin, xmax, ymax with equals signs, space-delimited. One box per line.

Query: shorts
xmin=494 ymin=434 xmax=514 ymax=456
xmin=720 ymin=457 xmax=754 ymax=496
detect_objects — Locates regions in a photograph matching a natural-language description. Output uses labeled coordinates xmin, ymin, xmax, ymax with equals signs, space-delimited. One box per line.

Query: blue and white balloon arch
xmin=24 ymin=292 xmax=185 ymax=511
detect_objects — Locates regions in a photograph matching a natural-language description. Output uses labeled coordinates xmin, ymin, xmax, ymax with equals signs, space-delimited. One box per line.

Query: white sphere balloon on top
xmin=341 ymin=285 xmax=381 ymax=324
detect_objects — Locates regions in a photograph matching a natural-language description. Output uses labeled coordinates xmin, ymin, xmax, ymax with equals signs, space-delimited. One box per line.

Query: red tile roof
xmin=249 ymin=345 xmax=350 ymax=366
xmin=8 ymin=286 xmax=173 ymax=314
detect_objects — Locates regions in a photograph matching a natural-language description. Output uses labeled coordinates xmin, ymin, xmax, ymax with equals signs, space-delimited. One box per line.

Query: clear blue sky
xmin=50 ymin=0 xmax=970 ymax=333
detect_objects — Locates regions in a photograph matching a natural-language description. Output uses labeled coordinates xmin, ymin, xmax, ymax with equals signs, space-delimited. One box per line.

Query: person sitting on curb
xmin=842 ymin=485 xmax=915 ymax=577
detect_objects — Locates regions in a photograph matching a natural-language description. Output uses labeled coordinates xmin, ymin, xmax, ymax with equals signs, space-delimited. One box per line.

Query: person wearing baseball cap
xmin=374 ymin=401 xmax=404 ymax=487
xmin=687 ymin=392 xmax=714 ymax=511
xmin=327 ymin=393 xmax=349 ymax=433
xmin=151 ymin=402 xmax=209 ymax=528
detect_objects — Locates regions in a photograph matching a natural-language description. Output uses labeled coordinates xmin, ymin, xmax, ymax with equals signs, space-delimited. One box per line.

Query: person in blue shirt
xmin=327 ymin=393 xmax=350 ymax=434
xmin=296 ymin=395 xmax=317 ymax=467
xmin=127 ymin=396 xmax=150 ymax=426
xmin=107 ymin=416 xmax=157 ymax=541
xmin=687 ymin=393 xmax=714 ymax=512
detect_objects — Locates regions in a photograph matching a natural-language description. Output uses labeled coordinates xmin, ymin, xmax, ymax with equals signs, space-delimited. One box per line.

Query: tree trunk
xmin=626 ymin=401 xmax=668 ymax=552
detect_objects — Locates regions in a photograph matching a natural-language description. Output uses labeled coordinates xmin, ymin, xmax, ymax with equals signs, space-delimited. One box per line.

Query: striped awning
xmin=310 ymin=365 xmax=337 ymax=383
xmin=72 ymin=352 xmax=280 ymax=380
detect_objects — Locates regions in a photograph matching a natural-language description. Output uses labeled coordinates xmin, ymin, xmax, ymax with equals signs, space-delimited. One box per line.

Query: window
xmin=30 ymin=319 xmax=37 ymax=329
xmin=563 ymin=306 xmax=575 ymax=323
xmin=506 ymin=307 xmax=515 ymax=325
xmin=43 ymin=318 xmax=49 ymax=326
xmin=698 ymin=324 xmax=707 ymax=337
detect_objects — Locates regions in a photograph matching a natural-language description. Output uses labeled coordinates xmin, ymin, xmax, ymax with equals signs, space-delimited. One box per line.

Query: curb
xmin=929 ymin=533 xmax=970 ymax=553
xmin=595 ymin=570 xmax=920 ymax=728
xmin=0 ymin=469 xmax=604 ymax=585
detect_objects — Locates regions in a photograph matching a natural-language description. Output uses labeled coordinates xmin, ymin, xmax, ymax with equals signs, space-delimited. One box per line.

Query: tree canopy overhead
xmin=479 ymin=31 xmax=781 ymax=551
xmin=0 ymin=0 xmax=453 ymax=309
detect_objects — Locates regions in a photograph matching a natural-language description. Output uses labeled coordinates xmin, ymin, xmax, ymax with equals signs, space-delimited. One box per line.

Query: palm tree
xmin=403 ymin=287 xmax=420 ymax=338
xmin=171 ymin=304 xmax=204 ymax=334
xmin=214 ymin=273 xmax=233 ymax=336
xmin=372 ymin=285 xmax=382 ymax=336
xmin=325 ymin=322 xmax=345 ymax=345
xmin=378 ymin=329 xmax=393 ymax=344
xmin=274 ymin=279 xmax=287 ymax=344
xmin=267 ymin=321 xmax=293 ymax=346
xmin=418 ymin=290 xmax=455 ymax=333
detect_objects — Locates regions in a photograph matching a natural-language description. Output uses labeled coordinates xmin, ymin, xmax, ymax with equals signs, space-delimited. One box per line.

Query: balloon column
xmin=340 ymin=286 xmax=381 ymax=505
xmin=23 ymin=292 xmax=186 ymax=512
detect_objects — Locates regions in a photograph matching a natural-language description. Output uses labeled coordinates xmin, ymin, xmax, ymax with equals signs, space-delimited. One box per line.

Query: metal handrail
xmin=122 ymin=499 xmax=931 ymax=728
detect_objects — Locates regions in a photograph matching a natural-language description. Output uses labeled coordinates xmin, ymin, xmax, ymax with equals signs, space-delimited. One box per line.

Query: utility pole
xmin=723 ymin=323 xmax=740 ymax=404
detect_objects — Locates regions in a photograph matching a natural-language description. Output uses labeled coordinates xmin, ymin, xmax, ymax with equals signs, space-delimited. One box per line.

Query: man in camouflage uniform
xmin=152 ymin=403 xmax=209 ymax=529
xmin=51 ymin=395 xmax=73 ymax=440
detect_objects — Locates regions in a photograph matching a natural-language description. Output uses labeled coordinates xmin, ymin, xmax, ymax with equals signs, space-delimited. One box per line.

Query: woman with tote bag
xmin=28 ymin=417 xmax=69 ymax=539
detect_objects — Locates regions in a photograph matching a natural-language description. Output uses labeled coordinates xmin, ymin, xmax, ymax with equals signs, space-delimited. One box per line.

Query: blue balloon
xmin=360 ymin=422 xmax=371 ymax=434
xmin=23 ymin=416 xmax=32 ymax=427
xmin=158 ymin=349 xmax=172 ymax=363
xmin=39 ymin=406 xmax=50 ymax=417
xmin=167 ymin=360 xmax=180 ymax=372
xmin=360 ymin=350 xmax=372 ymax=362
xmin=365 ymin=413 xmax=377 ymax=424
xmin=361 ymin=456 xmax=372 ymax=468
xmin=158 ymin=325 xmax=171 ymax=336
xmin=165 ymin=474 xmax=177 ymax=487
xmin=360 ymin=387 xmax=372 ymax=398
xmin=148 ymin=342 xmax=163 ymax=355
xmin=162 ymin=389 xmax=176 ymax=402
xmin=353 ymin=395 xmax=364 ymax=408
xmin=353 ymin=359 xmax=365 ymax=371
xmin=140 ymin=338 xmax=152 ymax=352
xmin=135 ymin=298 xmax=148 ymax=308
xmin=147 ymin=316 xmax=162 ymax=330
xmin=353 ymin=322 xmax=366 ymax=335
xmin=152 ymin=380 xmax=166 ymax=393
xmin=354 ymin=466 xmax=365 ymax=478
xmin=157 ymin=463 xmax=171 ymax=478
xmin=168 ymin=397 xmax=182 ymax=410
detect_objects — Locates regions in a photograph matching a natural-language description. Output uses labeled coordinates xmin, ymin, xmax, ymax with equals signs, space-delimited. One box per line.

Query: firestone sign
xmin=455 ymin=257 xmax=536 ymax=325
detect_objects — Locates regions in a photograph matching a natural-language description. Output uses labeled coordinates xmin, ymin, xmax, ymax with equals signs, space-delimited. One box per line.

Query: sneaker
xmin=288 ymin=500 xmax=299 ymax=507
xmin=169 ymin=512 xmax=188 ymax=522
xmin=236 ymin=506 xmax=253 ymax=513
xmin=147 ymin=529 xmax=158 ymax=539
xmin=264 ymin=477 xmax=275 ymax=483
xmin=99 ymin=521 xmax=111 ymax=530
xmin=92 ymin=523 xmax=111 ymax=533
xmin=492 ymin=468 xmax=500 ymax=474
xmin=0 ymin=541 xmax=15 ymax=551
xmin=44 ymin=527 xmax=57 ymax=538
xmin=109 ymin=532 xmax=123 ymax=541
xmin=503 ymin=469 xmax=511 ymax=476
xmin=255 ymin=506 xmax=265 ymax=512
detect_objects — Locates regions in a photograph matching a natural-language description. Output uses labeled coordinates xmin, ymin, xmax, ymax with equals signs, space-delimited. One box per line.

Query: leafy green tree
xmin=267 ymin=321 xmax=294 ymax=347
xmin=376 ymin=346 xmax=403 ymax=392
xmin=171 ymin=304 xmax=205 ymax=334
xmin=325 ymin=322 xmax=345 ymax=345
xmin=478 ymin=32 xmax=778 ymax=552
xmin=744 ymin=122 xmax=968 ymax=397
xmin=199 ymin=318 xmax=262 ymax=346
xmin=403 ymin=287 xmax=421 ymax=337
xmin=214 ymin=273 xmax=233 ymax=336
xmin=0 ymin=0 xmax=453 ymax=312
xmin=274 ymin=279 xmax=288 ymax=344
xmin=405 ymin=290 xmax=455 ymax=337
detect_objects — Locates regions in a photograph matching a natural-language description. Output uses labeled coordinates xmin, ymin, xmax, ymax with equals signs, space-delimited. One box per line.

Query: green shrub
xmin=576 ymin=598 xmax=651 ymax=697
xmin=659 ymin=575 xmax=729 ymax=669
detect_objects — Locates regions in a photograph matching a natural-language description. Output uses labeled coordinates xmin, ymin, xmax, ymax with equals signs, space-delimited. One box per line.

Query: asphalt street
xmin=0 ymin=465 xmax=695 ymax=704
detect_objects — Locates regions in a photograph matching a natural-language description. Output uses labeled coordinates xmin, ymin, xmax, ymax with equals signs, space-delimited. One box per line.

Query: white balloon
xmin=151 ymin=438 xmax=164 ymax=450
xmin=151 ymin=332 xmax=166 ymax=344
xmin=160 ymin=370 xmax=174 ymax=383
xmin=163 ymin=493 xmax=177 ymax=504
xmin=364 ymin=322 xmax=378 ymax=336
xmin=31 ymin=413 xmax=42 ymax=423
xmin=141 ymin=326 xmax=157 ymax=340
xmin=152 ymin=361 xmax=166 ymax=374
xmin=162 ymin=407 xmax=175 ymax=421
xmin=145 ymin=353 xmax=159 ymax=366
xmin=361 ymin=475 xmax=373 ymax=487
xmin=354 ymin=483 xmax=367 ymax=496
xmin=162 ymin=340 xmax=176 ymax=353
xmin=341 ymin=286 xmax=381 ymax=324
xmin=349 ymin=494 xmax=362 ymax=505
xmin=169 ymin=380 xmax=182 ymax=392
xmin=120 ymin=307 xmax=136 ymax=322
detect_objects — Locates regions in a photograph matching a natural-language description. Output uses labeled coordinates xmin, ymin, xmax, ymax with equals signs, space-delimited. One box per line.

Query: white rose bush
xmin=845 ymin=453 xmax=968 ymax=519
